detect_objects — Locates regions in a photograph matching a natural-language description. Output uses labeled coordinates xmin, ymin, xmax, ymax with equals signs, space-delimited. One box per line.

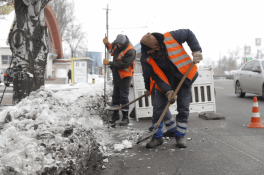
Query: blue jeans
xmin=112 ymin=86 xmax=129 ymax=111
xmin=152 ymin=81 xmax=192 ymax=138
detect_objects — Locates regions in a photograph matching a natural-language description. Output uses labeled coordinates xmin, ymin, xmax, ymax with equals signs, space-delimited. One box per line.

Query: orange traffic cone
xmin=248 ymin=97 xmax=264 ymax=128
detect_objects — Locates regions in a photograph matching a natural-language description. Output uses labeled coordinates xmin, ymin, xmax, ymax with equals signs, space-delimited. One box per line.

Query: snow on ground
xmin=0 ymin=75 xmax=140 ymax=174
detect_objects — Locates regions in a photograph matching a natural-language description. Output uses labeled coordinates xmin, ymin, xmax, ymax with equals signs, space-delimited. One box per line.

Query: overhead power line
xmin=109 ymin=26 xmax=147 ymax=29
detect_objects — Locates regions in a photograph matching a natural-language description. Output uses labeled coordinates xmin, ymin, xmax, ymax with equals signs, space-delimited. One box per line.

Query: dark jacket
xmin=68 ymin=69 xmax=71 ymax=79
xmin=106 ymin=36 xmax=136 ymax=88
xmin=140 ymin=29 xmax=202 ymax=94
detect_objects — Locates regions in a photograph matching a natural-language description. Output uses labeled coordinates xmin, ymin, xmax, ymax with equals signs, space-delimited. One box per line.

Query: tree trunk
xmin=9 ymin=0 xmax=50 ymax=104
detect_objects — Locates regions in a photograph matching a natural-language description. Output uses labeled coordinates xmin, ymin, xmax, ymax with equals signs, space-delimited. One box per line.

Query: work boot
xmin=175 ymin=136 xmax=187 ymax=148
xmin=119 ymin=111 xmax=129 ymax=126
xmin=163 ymin=130 xmax=176 ymax=137
xmin=148 ymin=126 xmax=153 ymax=132
xmin=109 ymin=111 xmax=119 ymax=124
xmin=129 ymin=107 xmax=136 ymax=119
xmin=146 ymin=137 xmax=163 ymax=149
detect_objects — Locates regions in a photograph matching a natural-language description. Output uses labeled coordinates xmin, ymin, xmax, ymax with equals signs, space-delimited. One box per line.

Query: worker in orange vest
xmin=140 ymin=30 xmax=203 ymax=148
xmin=103 ymin=34 xmax=136 ymax=126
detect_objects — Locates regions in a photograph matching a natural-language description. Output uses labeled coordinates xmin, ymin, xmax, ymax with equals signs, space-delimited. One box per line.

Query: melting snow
xmin=113 ymin=140 xmax=133 ymax=152
xmin=0 ymin=76 xmax=138 ymax=174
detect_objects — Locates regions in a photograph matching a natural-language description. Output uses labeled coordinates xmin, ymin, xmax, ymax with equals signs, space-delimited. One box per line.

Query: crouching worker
xmin=140 ymin=29 xmax=203 ymax=148
xmin=103 ymin=34 xmax=136 ymax=126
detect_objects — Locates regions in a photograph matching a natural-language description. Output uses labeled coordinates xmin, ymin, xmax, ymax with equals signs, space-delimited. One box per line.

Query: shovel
xmin=137 ymin=62 xmax=195 ymax=144
xmin=107 ymin=94 xmax=147 ymax=127
xmin=106 ymin=94 xmax=147 ymax=111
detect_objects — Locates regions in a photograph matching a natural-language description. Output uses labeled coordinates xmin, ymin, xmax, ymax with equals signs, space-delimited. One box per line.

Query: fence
xmin=132 ymin=67 xmax=216 ymax=121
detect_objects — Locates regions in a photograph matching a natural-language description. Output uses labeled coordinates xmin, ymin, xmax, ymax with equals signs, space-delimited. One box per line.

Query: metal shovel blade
xmin=136 ymin=128 xmax=157 ymax=144
xmin=105 ymin=105 xmax=120 ymax=111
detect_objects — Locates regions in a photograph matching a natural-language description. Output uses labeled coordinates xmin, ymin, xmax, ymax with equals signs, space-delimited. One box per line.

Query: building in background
xmin=86 ymin=51 xmax=102 ymax=75
xmin=0 ymin=47 xmax=12 ymax=69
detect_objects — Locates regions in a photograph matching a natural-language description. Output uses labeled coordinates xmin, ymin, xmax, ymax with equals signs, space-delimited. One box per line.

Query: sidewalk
xmin=45 ymin=78 xmax=68 ymax=84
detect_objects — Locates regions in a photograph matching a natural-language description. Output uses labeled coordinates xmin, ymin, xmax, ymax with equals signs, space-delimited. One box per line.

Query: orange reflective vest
xmin=149 ymin=77 xmax=163 ymax=96
xmin=149 ymin=77 xmax=155 ymax=96
xmin=108 ymin=43 xmax=135 ymax=79
xmin=145 ymin=57 xmax=167 ymax=94
xmin=108 ymin=43 xmax=117 ymax=56
xmin=145 ymin=56 xmax=170 ymax=85
xmin=145 ymin=32 xmax=197 ymax=93
xmin=163 ymin=32 xmax=197 ymax=80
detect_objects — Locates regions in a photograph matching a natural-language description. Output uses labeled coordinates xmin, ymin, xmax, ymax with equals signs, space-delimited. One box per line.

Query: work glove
xmin=103 ymin=37 xmax=109 ymax=45
xmin=192 ymin=51 xmax=203 ymax=63
xmin=103 ymin=59 xmax=110 ymax=65
xmin=165 ymin=90 xmax=177 ymax=104
xmin=144 ymin=90 xmax=150 ymax=96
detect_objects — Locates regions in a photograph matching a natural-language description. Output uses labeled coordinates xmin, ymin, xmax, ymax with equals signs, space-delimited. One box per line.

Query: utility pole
xmin=106 ymin=4 xmax=109 ymax=44
xmin=103 ymin=4 xmax=111 ymax=79
xmin=102 ymin=4 xmax=111 ymax=107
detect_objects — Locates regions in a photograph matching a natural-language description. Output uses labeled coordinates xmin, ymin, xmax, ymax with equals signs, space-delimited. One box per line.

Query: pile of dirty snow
xmin=0 ymin=81 xmax=113 ymax=174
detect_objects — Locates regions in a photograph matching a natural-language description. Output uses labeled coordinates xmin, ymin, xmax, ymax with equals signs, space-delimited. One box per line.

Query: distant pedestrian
xmin=68 ymin=69 xmax=71 ymax=84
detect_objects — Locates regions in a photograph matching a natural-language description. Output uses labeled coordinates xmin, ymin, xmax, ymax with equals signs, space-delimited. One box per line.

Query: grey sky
xmin=1 ymin=0 xmax=264 ymax=66
xmin=74 ymin=0 xmax=264 ymax=65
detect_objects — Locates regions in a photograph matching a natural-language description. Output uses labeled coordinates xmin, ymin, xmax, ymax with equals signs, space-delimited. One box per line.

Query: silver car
xmin=234 ymin=59 xmax=264 ymax=98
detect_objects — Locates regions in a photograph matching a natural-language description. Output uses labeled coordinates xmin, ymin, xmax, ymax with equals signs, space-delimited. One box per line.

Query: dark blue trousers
xmin=112 ymin=86 xmax=130 ymax=111
xmin=152 ymin=80 xmax=192 ymax=138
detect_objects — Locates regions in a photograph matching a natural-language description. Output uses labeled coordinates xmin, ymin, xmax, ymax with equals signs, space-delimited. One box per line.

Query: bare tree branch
xmin=64 ymin=22 xmax=87 ymax=58
xmin=48 ymin=0 xmax=75 ymax=41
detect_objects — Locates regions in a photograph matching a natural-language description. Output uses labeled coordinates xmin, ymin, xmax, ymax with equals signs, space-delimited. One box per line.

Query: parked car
xmin=0 ymin=68 xmax=5 ymax=84
xmin=4 ymin=68 xmax=13 ymax=87
xmin=234 ymin=59 xmax=264 ymax=98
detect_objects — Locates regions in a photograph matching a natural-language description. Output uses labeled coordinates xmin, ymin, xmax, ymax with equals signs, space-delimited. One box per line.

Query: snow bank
xmin=0 ymin=76 xmax=143 ymax=174
xmin=0 ymin=79 xmax=113 ymax=174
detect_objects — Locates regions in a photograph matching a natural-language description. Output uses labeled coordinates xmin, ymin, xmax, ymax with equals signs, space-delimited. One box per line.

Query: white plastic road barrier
xmin=132 ymin=67 xmax=216 ymax=121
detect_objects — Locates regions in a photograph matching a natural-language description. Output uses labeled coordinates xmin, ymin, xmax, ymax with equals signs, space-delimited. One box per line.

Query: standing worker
xmin=140 ymin=29 xmax=203 ymax=148
xmin=103 ymin=34 xmax=136 ymax=126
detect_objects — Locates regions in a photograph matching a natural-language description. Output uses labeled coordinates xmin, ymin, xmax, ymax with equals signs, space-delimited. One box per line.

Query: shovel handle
xmin=153 ymin=62 xmax=195 ymax=129
xmin=119 ymin=94 xmax=147 ymax=110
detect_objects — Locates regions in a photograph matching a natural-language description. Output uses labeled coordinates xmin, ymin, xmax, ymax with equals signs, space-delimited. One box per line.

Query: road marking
xmin=200 ymin=131 xmax=264 ymax=164
xmin=214 ymin=87 xmax=224 ymax=89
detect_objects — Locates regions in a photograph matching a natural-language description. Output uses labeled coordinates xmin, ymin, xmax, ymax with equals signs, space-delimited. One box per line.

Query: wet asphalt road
xmin=0 ymin=84 xmax=13 ymax=106
xmin=103 ymin=79 xmax=264 ymax=175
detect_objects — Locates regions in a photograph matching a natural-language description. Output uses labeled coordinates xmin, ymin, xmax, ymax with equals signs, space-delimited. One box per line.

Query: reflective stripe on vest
xmin=108 ymin=43 xmax=117 ymax=56
xmin=116 ymin=43 xmax=135 ymax=79
xmin=163 ymin=32 xmax=197 ymax=80
xmin=145 ymin=56 xmax=170 ymax=85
